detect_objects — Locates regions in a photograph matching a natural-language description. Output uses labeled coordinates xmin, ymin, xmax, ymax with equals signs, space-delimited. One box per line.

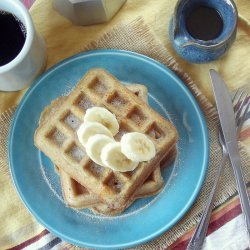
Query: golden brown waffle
xmin=91 ymin=147 xmax=177 ymax=215
xmin=59 ymin=166 xmax=164 ymax=215
xmin=34 ymin=68 xmax=178 ymax=209
xmin=39 ymin=84 xmax=165 ymax=215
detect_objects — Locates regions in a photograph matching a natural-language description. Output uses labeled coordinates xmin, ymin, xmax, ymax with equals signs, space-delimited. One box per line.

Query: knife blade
xmin=209 ymin=69 xmax=250 ymax=239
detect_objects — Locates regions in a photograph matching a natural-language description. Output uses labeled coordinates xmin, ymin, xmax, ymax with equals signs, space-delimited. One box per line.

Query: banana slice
xmin=121 ymin=132 xmax=156 ymax=162
xmin=101 ymin=142 xmax=139 ymax=172
xmin=85 ymin=134 xmax=114 ymax=166
xmin=84 ymin=107 xmax=119 ymax=136
xmin=77 ymin=122 xmax=113 ymax=146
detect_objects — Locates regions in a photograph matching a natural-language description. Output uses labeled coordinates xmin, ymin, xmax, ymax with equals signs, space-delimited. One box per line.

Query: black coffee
xmin=0 ymin=11 xmax=26 ymax=66
xmin=185 ymin=6 xmax=223 ymax=41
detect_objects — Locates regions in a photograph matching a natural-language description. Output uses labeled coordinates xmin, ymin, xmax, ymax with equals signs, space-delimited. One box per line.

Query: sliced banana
xmin=77 ymin=122 xmax=113 ymax=146
xmin=85 ymin=134 xmax=114 ymax=166
xmin=101 ymin=142 xmax=139 ymax=172
xmin=84 ymin=107 xmax=119 ymax=136
xmin=121 ymin=132 xmax=156 ymax=162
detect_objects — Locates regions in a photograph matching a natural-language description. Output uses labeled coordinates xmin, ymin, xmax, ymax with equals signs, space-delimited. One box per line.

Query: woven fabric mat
xmin=1 ymin=18 xmax=250 ymax=249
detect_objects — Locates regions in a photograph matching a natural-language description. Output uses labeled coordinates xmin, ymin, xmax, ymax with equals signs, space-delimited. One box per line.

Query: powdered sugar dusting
xmin=39 ymin=160 xmax=64 ymax=204
xmin=62 ymin=83 xmax=74 ymax=96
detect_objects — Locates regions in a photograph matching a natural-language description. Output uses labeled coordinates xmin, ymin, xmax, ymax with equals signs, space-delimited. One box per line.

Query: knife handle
xmin=229 ymin=151 xmax=250 ymax=238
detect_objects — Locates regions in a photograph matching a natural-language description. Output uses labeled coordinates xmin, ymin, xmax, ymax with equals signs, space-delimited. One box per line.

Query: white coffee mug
xmin=0 ymin=0 xmax=47 ymax=91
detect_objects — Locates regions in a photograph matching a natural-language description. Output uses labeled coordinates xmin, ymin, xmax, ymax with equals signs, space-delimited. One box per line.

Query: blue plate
xmin=8 ymin=50 xmax=209 ymax=249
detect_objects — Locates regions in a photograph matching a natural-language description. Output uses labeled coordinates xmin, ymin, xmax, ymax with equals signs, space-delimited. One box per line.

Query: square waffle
xmin=91 ymin=146 xmax=176 ymax=215
xmin=34 ymin=68 xmax=178 ymax=209
xmin=39 ymin=84 xmax=165 ymax=215
xmin=59 ymin=165 xmax=164 ymax=216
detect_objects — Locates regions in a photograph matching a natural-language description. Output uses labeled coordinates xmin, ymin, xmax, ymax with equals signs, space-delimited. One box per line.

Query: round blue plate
xmin=8 ymin=50 xmax=209 ymax=249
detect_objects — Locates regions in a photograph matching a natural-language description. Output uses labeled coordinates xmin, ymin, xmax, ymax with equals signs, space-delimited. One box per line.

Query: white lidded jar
xmin=52 ymin=0 xmax=127 ymax=25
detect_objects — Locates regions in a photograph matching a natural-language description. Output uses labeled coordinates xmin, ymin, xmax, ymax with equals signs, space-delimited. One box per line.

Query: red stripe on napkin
xmin=168 ymin=197 xmax=243 ymax=250
xmin=8 ymin=229 xmax=49 ymax=250
xmin=240 ymin=126 xmax=250 ymax=141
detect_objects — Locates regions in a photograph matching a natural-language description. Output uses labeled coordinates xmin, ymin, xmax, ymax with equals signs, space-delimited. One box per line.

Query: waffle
xmin=58 ymin=164 xmax=164 ymax=215
xmin=34 ymin=68 xmax=178 ymax=209
xmin=39 ymin=84 xmax=165 ymax=215
xmin=91 ymin=146 xmax=177 ymax=215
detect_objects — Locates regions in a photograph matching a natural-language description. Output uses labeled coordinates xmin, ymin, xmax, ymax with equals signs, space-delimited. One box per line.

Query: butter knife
xmin=209 ymin=69 xmax=250 ymax=240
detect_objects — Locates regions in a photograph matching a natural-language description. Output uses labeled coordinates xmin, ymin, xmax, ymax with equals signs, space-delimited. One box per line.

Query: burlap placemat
xmin=1 ymin=18 xmax=250 ymax=249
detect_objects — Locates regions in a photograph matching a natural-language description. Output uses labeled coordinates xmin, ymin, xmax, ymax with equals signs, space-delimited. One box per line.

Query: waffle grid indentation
xmin=104 ymin=173 xmax=124 ymax=193
xmin=127 ymin=106 xmax=148 ymax=127
xmin=89 ymin=77 xmax=109 ymax=96
xmin=107 ymin=91 xmax=128 ymax=110
xmin=63 ymin=111 xmax=81 ymax=130
xmin=146 ymin=122 xmax=165 ymax=141
xmin=48 ymin=128 xmax=67 ymax=146
xmin=75 ymin=93 xmax=95 ymax=111
xmin=65 ymin=143 xmax=85 ymax=163
xmin=86 ymin=162 xmax=105 ymax=177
